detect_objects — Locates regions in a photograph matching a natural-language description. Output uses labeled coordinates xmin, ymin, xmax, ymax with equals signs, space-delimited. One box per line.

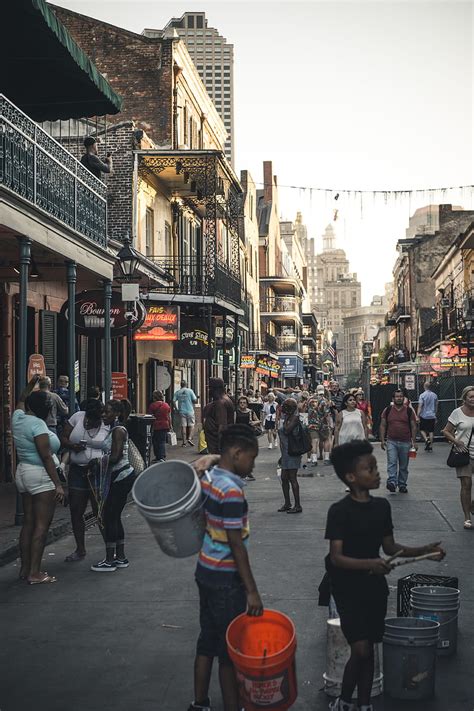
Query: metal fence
xmin=370 ymin=365 xmax=473 ymax=439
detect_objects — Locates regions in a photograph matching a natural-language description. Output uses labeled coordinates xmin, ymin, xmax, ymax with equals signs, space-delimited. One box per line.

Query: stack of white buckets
xmin=132 ymin=460 xmax=206 ymax=558
xmin=324 ymin=584 xmax=460 ymax=703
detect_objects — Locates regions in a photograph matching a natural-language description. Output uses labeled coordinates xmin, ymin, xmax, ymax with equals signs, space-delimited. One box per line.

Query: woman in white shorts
xmin=442 ymin=386 xmax=474 ymax=529
xmin=12 ymin=375 xmax=64 ymax=584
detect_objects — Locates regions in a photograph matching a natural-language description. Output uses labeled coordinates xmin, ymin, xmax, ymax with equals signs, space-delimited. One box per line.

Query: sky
xmin=54 ymin=0 xmax=474 ymax=303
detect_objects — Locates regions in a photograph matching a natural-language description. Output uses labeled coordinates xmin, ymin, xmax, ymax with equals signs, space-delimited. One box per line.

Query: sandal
xmin=65 ymin=551 xmax=86 ymax=562
xmin=28 ymin=574 xmax=57 ymax=585
xmin=287 ymin=506 xmax=303 ymax=514
xmin=463 ymin=520 xmax=472 ymax=529
xmin=278 ymin=504 xmax=292 ymax=512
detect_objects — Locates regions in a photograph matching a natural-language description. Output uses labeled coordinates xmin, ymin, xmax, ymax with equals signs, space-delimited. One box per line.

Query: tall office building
xmin=143 ymin=13 xmax=234 ymax=166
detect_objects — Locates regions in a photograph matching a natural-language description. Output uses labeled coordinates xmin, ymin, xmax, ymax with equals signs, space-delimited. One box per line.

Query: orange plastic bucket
xmin=226 ymin=609 xmax=297 ymax=710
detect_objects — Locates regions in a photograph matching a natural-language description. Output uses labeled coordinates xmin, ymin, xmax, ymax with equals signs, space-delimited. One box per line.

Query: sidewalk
xmin=0 ymin=442 xmax=472 ymax=711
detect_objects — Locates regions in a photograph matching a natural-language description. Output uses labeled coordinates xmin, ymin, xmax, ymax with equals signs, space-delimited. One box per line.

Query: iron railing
xmin=248 ymin=331 xmax=278 ymax=353
xmin=0 ymin=94 xmax=107 ymax=247
xmin=419 ymin=321 xmax=442 ymax=351
xmin=149 ymin=254 xmax=242 ymax=306
xmin=260 ymin=296 xmax=301 ymax=314
xmin=275 ymin=335 xmax=299 ymax=352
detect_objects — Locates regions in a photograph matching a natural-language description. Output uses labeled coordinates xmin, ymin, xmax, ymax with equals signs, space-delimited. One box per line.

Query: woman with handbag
xmin=277 ymin=398 xmax=303 ymax=514
xmin=234 ymin=396 xmax=261 ymax=480
xmin=61 ymin=399 xmax=110 ymax=562
xmin=442 ymin=386 xmax=474 ymax=529
xmin=90 ymin=399 xmax=136 ymax=571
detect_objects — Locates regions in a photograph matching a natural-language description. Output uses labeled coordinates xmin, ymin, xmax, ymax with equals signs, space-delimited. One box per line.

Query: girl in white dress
xmin=334 ymin=393 xmax=368 ymax=446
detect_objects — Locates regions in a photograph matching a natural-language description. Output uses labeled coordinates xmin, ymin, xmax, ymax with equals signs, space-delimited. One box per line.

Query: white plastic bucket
xmin=323 ymin=618 xmax=383 ymax=698
xmin=410 ymin=585 xmax=460 ymax=656
xmin=132 ymin=460 xmax=205 ymax=558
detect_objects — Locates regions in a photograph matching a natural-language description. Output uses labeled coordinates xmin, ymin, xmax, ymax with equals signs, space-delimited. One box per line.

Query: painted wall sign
xmin=134 ymin=305 xmax=180 ymax=341
xmin=173 ymin=317 xmax=215 ymax=359
xmin=61 ymin=290 xmax=146 ymax=337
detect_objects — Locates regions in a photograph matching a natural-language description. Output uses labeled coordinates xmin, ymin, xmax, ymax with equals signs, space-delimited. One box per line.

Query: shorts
xmin=196 ymin=580 xmax=247 ymax=662
xmin=68 ymin=462 xmax=95 ymax=492
xmin=419 ymin=417 xmax=435 ymax=433
xmin=333 ymin=590 xmax=388 ymax=644
xmin=264 ymin=420 xmax=276 ymax=430
xmin=456 ymin=458 xmax=474 ymax=478
xmin=180 ymin=413 xmax=196 ymax=427
xmin=309 ymin=428 xmax=319 ymax=440
xmin=15 ymin=462 xmax=55 ymax=496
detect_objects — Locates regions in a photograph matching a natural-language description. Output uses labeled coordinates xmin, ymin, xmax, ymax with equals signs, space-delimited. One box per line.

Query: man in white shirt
xmin=173 ymin=380 xmax=198 ymax=447
xmin=416 ymin=382 xmax=438 ymax=452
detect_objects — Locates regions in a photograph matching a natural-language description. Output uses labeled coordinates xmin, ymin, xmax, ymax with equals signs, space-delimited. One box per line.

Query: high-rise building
xmin=144 ymin=13 xmax=234 ymax=166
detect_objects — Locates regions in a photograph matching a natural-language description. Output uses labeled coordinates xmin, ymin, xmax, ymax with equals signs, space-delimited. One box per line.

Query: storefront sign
xmin=215 ymin=325 xmax=235 ymax=343
xmin=241 ymin=354 xmax=256 ymax=369
xmin=256 ymin=356 xmax=270 ymax=376
xmin=61 ymin=290 xmax=146 ymax=337
xmin=173 ymin=317 xmax=215 ymax=359
xmin=278 ymin=355 xmax=304 ymax=378
xmin=404 ymin=374 xmax=415 ymax=390
xmin=111 ymin=372 xmax=128 ymax=400
xmin=134 ymin=305 xmax=180 ymax=341
xmin=27 ymin=354 xmax=46 ymax=380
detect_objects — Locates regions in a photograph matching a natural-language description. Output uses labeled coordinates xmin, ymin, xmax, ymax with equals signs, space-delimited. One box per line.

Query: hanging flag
xmin=327 ymin=340 xmax=339 ymax=367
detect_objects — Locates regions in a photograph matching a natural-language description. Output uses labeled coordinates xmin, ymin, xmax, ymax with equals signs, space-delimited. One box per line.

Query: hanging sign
xmin=111 ymin=372 xmax=128 ymax=400
xmin=278 ymin=355 xmax=304 ymax=378
xmin=256 ymin=356 xmax=270 ymax=376
xmin=134 ymin=305 xmax=180 ymax=341
xmin=173 ymin=317 xmax=215 ymax=359
xmin=27 ymin=354 xmax=46 ymax=381
xmin=404 ymin=374 xmax=416 ymax=390
xmin=241 ymin=354 xmax=256 ymax=369
xmin=61 ymin=290 xmax=146 ymax=337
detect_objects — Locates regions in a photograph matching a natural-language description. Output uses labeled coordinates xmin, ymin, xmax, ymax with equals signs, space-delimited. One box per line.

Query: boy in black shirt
xmin=325 ymin=440 xmax=444 ymax=711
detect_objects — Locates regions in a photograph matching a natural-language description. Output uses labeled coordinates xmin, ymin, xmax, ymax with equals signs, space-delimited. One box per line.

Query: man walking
xmin=380 ymin=389 xmax=418 ymax=493
xmin=416 ymin=382 xmax=438 ymax=452
xmin=173 ymin=380 xmax=198 ymax=447
xmin=329 ymin=380 xmax=345 ymax=412
xmin=38 ymin=377 xmax=68 ymax=434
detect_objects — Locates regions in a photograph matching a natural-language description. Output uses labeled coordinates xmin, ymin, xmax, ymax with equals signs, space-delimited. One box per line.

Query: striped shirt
xmin=196 ymin=466 xmax=249 ymax=586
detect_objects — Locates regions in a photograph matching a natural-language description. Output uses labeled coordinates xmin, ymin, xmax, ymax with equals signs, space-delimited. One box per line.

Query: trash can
xmin=127 ymin=414 xmax=155 ymax=466
xmin=383 ymin=617 xmax=439 ymax=700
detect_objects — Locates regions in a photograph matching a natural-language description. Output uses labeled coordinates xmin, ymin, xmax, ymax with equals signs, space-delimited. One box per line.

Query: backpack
xmin=384 ymin=404 xmax=414 ymax=430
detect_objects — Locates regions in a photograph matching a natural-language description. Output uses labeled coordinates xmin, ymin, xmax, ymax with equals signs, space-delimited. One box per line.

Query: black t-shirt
xmin=80 ymin=153 xmax=110 ymax=180
xmin=325 ymin=495 xmax=393 ymax=595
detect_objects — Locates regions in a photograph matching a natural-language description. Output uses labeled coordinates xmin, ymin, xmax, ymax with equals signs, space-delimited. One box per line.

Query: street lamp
xmin=117 ymin=237 xmax=140 ymax=409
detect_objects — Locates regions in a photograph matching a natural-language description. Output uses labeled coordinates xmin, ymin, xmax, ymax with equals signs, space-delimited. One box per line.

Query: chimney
xmin=263 ymin=161 xmax=273 ymax=204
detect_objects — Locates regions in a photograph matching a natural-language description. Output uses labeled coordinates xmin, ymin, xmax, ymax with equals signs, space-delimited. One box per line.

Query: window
xmin=187 ymin=15 xmax=195 ymax=28
xmin=196 ymin=15 xmax=204 ymax=28
xmin=164 ymin=221 xmax=172 ymax=256
xmin=145 ymin=208 xmax=154 ymax=257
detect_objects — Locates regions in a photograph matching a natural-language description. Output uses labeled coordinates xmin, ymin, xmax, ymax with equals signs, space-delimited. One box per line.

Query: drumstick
xmin=391 ymin=552 xmax=442 ymax=568
xmin=385 ymin=549 xmax=405 ymax=564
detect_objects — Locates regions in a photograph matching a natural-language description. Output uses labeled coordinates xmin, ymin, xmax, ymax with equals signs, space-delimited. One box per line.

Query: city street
xmin=1 ymin=441 xmax=473 ymax=711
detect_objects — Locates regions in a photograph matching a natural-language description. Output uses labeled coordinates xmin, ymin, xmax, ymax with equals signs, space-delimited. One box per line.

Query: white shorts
xmin=15 ymin=462 xmax=55 ymax=496
xmin=180 ymin=414 xmax=196 ymax=427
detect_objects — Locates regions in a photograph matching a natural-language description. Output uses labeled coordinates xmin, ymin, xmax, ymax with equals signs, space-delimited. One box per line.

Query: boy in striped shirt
xmin=190 ymin=424 xmax=263 ymax=711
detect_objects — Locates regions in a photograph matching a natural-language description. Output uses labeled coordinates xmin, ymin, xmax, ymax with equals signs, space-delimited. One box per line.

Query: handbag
xmin=198 ymin=429 xmax=208 ymax=454
xmin=128 ymin=438 xmax=145 ymax=475
xmin=287 ymin=420 xmax=312 ymax=456
xmin=167 ymin=431 xmax=178 ymax=446
xmin=447 ymin=429 xmax=473 ymax=468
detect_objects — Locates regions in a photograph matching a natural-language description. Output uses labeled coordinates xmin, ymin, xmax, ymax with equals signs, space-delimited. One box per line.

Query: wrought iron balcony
xmin=260 ymin=296 xmax=301 ymax=315
xmin=0 ymin=95 xmax=107 ymax=247
xmin=248 ymin=331 xmax=278 ymax=353
xmin=149 ymin=255 xmax=242 ymax=306
xmin=275 ymin=335 xmax=299 ymax=352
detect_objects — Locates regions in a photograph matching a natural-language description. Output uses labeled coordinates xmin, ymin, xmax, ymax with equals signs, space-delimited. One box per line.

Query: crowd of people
xmin=11 ymin=375 xmax=137 ymax=583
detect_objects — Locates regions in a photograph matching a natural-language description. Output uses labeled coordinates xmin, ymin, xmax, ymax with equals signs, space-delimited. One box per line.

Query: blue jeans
xmin=152 ymin=430 xmax=167 ymax=461
xmin=386 ymin=440 xmax=411 ymax=487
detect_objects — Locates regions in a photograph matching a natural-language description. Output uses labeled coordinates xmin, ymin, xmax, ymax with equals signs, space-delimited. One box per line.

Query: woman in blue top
xmin=11 ymin=375 xmax=64 ymax=584
xmin=90 ymin=399 xmax=136 ymax=572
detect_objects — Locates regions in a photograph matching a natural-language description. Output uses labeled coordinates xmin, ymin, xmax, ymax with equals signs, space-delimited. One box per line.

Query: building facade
xmin=144 ymin=12 xmax=234 ymax=166
xmin=343 ymin=296 xmax=387 ymax=376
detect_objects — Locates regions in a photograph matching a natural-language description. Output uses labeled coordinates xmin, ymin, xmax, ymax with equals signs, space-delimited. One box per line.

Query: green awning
xmin=2 ymin=0 xmax=122 ymax=120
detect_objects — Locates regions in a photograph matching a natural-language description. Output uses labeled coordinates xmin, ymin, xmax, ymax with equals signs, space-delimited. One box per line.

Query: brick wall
xmin=52 ymin=5 xmax=174 ymax=146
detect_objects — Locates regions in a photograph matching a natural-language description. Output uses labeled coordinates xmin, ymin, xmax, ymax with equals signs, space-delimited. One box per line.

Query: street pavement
xmin=1 ymin=441 xmax=473 ymax=711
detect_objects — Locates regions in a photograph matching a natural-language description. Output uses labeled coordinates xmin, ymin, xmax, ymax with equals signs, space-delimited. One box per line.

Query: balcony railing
xmin=276 ymin=335 xmax=299 ymax=352
xmin=248 ymin=331 xmax=278 ymax=353
xmin=0 ymin=95 xmax=107 ymax=247
xmin=260 ymin=296 xmax=301 ymax=314
xmin=149 ymin=255 xmax=242 ymax=306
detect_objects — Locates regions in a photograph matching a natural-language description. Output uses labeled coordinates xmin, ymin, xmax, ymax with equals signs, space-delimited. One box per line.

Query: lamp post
xmin=117 ymin=237 xmax=140 ymax=409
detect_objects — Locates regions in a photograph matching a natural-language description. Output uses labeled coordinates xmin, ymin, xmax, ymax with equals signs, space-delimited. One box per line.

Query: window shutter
xmin=40 ymin=310 xmax=57 ymax=384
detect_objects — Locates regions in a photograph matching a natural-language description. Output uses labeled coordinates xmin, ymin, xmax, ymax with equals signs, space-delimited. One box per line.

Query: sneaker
xmin=424 ymin=441 xmax=430 ymax=451
xmin=386 ymin=482 xmax=396 ymax=493
xmin=244 ymin=474 xmax=256 ymax=481
xmin=188 ymin=699 xmax=211 ymax=711
xmin=90 ymin=559 xmax=117 ymax=572
xmin=187 ymin=439 xmax=195 ymax=447
xmin=114 ymin=558 xmax=129 ymax=568
xmin=182 ymin=442 xmax=187 ymax=447
xmin=268 ymin=442 xmax=273 ymax=449
xmin=398 ymin=486 xmax=408 ymax=493
xmin=328 ymin=698 xmax=357 ymax=711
